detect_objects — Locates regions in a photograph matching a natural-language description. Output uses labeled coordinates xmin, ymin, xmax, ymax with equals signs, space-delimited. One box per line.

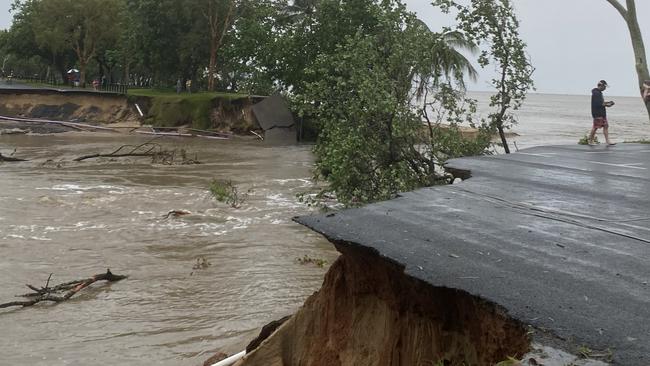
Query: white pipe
xmin=135 ymin=103 xmax=144 ymax=117
xmin=0 ymin=115 xmax=118 ymax=132
xmin=211 ymin=350 xmax=246 ymax=366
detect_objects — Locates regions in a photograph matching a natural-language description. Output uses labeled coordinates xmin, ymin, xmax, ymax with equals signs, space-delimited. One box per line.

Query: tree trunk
xmin=606 ymin=0 xmax=650 ymax=120
xmin=206 ymin=0 xmax=235 ymax=92
xmin=497 ymin=125 xmax=510 ymax=154
xmin=79 ymin=60 xmax=87 ymax=87
xmin=123 ymin=62 xmax=130 ymax=85
xmin=208 ymin=42 xmax=217 ymax=91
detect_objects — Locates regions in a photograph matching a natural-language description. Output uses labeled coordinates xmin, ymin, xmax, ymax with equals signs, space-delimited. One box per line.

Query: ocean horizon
xmin=467 ymin=91 xmax=650 ymax=149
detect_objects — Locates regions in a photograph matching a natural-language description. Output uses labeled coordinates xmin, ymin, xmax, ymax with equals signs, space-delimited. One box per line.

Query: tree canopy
xmin=1 ymin=0 xmax=534 ymax=205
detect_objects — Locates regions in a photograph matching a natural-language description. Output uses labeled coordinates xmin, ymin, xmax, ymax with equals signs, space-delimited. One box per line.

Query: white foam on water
xmin=29 ymin=236 xmax=52 ymax=241
xmin=4 ymin=234 xmax=25 ymax=239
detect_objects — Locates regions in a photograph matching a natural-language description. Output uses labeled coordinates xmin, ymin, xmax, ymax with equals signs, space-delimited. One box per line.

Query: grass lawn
xmin=128 ymin=89 xmax=251 ymax=130
xmin=127 ymin=88 xmax=248 ymax=100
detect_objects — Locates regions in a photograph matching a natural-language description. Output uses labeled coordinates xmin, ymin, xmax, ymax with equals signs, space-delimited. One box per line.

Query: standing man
xmin=588 ymin=80 xmax=616 ymax=145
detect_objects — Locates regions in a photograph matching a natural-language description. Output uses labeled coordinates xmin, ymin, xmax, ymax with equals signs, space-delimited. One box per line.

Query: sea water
xmin=470 ymin=91 xmax=650 ymax=149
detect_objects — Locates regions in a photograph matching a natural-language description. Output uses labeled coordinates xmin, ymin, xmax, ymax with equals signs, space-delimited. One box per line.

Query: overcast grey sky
xmin=0 ymin=0 xmax=648 ymax=96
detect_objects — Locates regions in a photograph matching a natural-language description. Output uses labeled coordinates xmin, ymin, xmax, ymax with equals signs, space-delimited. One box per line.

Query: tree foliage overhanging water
xmin=1 ymin=0 xmax=534 ymax=205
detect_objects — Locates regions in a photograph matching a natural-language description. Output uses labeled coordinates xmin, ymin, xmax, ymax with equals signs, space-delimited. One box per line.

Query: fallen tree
xmin=0 ymin=269 xmax=127 ymax=309
xmin=74 ymin=140 xmax=200 ymax=165
xmin=74 ymin=141 xmax=162 ymax=161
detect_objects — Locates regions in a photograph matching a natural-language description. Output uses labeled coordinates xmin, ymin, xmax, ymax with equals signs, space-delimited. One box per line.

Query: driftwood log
xmin=0 ymin=269 xmax=127 ymax=309
xmin=0 ymin=152 xmax=27 ymax=162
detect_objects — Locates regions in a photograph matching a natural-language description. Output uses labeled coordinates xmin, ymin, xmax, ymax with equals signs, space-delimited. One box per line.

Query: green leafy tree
xmin=218 ymin=0 xmax=285 ymax=93
xmin=32 ymin=0 xmax=124 ymax=86
xmin=605 ymin=0 xmax=650 ymax=120
xmin=202 ymin=0 xmax=237 ymax=91
xmin=436 ymin=0 xmax=535 ymax=153
xmin=125 ymin=0 xmax=195 ymax=84
xmin=7 ymin=0 xmax=75 ymax=81
xmin=270 ymin=0 xmax=384 ymax=93
xmin=299 ymin=1 xmax=490 ymax=205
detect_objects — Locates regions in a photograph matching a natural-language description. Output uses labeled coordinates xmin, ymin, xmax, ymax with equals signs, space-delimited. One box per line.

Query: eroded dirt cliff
xmin=0 ymin=90 xmax=137 ymax=124
xmin=236 ymin=243 xmax=530 ymax=366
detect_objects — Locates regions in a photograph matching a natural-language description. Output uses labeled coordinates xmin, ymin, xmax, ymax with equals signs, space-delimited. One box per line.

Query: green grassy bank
xmin=127 ymin=89 xmax=252 ymax=131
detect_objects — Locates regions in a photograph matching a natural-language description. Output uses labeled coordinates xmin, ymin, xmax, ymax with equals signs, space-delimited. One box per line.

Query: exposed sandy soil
xmin=0 ymin=91 xmax=138 ymax=125
xmin=236 ymin=243 xmax=530 ymax=366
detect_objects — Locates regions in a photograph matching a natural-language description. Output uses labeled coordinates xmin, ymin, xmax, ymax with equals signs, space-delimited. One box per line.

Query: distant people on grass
xmin=588 ymin=80 xmax=616 ymax=146
xmin=186 ymin=79 xmax=192 ymax=94
xmin=176 ymin=78 xmax=182 ymax=94
xmin=92 ymin=78 xmax=100 ymax=91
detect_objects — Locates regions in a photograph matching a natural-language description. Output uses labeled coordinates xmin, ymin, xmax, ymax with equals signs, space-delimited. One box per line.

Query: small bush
xmin=296 ymin=255 xmax=328 ymax=267
xmin=578 ymin=135 xmax=599 ymax=145
xmin=209 ymin=179 xmax=248 ymax=208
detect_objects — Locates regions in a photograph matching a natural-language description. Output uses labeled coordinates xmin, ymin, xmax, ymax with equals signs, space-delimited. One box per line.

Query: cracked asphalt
xmin=297 ymin=144 xmax=650 ymax=365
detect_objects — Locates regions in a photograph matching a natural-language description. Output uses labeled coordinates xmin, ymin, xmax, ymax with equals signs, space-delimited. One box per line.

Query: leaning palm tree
xmin=413 ymin=20 xmax=479 ymax=98
xmin=431 ymin=30 xmax=479 ymax=84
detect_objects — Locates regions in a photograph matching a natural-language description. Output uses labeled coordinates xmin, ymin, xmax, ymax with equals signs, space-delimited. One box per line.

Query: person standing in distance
xmin=588 ymin=80 xmax=616 ymax=145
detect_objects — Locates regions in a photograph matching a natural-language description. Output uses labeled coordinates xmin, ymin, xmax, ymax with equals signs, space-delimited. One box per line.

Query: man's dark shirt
xmin=591 ymin=88 xmax=606 ymax=118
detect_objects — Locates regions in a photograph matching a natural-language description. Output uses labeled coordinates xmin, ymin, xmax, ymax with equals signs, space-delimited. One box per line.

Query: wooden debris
xmin=162 ymin=210 xmax=191 ymax=219
xmin=246 ymin=315 xmax=291 ymax=353
xmin=0 ymin=269 xmax=127 ymax=309
xmin=203 ymin=352 xmax=228 ymax=366
xmin=73 ymin=140 xmax=200 ymax=165
xmin=74 ymin=141 xmax=161 ymax=161
xmin=0 ymin=152 xmax=27 ymax=162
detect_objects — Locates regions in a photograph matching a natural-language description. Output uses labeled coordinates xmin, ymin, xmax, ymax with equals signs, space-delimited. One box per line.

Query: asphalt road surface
xmin=0 ymin=79 xmax=38 ymax=89
xmin=297 ymin=144 xmax=650 ymax=365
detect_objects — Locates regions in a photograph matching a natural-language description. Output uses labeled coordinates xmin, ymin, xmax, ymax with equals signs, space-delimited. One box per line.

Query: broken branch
xmin=0 ymin=269 xmax=127 ymax=309
xmin=73 ymin=140 xmax=164 ymax=161
xmin=73 ymin=138 xmax=200 ymax=165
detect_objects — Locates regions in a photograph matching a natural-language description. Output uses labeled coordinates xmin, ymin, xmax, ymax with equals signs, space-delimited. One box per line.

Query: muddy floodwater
xmin=0 ymin=135 xmax=339 ymax=365
xmin=1 ymin=92 xmax=648 ymax=365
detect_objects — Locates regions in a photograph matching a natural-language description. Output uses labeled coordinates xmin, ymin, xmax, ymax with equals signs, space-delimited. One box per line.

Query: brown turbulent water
xmin=1 ymin=93 xmax=648 ymax=366
xmin=0 ymin=134 xmax=338 ymax=365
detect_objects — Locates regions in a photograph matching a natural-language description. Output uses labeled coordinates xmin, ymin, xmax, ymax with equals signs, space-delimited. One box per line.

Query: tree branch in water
xmin=73 ymin=140 xmax=201 ymax=165
xmin=0 ymin=269 xmax=127 ymax=309
xmin=73 ymin=141 xmax=163 ymax=161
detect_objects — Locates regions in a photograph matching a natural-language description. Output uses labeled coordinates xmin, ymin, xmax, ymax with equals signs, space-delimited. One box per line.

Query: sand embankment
xmin=236 ymin=243 xmax=530 ymax=366
xmin=0 ymin=89 xmax=263 ymax=134
xmin=0 ymin=89 xmax=138 ymax=124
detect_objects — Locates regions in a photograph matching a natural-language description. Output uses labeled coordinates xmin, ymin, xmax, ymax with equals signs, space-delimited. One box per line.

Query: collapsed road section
xmin=240 ymin=144 xmax=649 ymax=365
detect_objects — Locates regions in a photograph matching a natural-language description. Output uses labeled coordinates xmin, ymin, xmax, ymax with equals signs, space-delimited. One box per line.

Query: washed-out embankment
xmin=0 ymin=88 xmax=263 ymax=133
xmin=1 ymin=88 xmax=539 ymax=365
xmin=234 ymin=242 xmax=530 ymax=366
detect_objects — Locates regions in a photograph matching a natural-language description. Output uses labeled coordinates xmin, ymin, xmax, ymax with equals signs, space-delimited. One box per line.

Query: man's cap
xmin=598 ymin=80 xmax=608 ymax=87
